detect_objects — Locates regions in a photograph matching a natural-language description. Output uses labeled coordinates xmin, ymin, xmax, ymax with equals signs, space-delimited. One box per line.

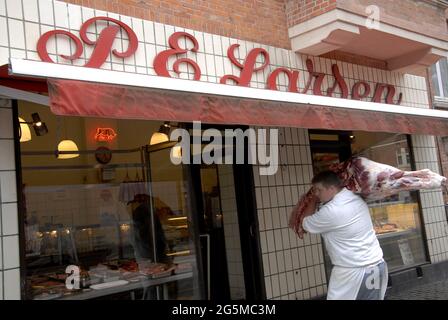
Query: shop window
xmin=353 ymin=134 xmax=427 ymax=271
xmin=396 ymin=148 xmax=410 ymax=168
xmin=18 ymin=100 xmax=202 ymax=300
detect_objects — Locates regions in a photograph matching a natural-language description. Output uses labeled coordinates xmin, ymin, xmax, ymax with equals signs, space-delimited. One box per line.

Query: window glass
xmin=20 ymin=100 xmax=201 ymax=300
xmin=353 ymin=133 xmax=428 ymax=270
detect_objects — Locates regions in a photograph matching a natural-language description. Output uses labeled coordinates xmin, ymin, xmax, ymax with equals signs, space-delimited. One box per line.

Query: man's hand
xmin=289 ymin=187 xmax=320 ymax=238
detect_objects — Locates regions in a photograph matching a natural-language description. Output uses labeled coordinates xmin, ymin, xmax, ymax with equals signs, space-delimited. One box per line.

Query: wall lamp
xmin=19 ymin=113 xmax=48 ymax=139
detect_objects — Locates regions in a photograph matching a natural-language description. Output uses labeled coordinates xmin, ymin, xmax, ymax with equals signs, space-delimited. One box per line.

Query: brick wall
xmin=58 ymin=1 xmax=448 ymax=69
xmin=59 ymin=0 xmax=291 ymax=49
xmin=337 ymin=0 xmax=448 ymax=42
xmin=285 ymin=0 xmax=448 ymax=42
xmin=285 ymin=0 xmax=336 ymax=27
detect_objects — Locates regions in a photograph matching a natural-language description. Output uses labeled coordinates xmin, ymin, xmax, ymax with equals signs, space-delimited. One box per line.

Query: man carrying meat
xmin=301 ymin=170 xmax=388 ymax=300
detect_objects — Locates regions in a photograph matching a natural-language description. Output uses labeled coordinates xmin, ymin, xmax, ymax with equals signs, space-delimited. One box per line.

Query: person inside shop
xmin=128 ymin=193 xmax=171 ymax=299
xmin=99 ymin=189 xmax=120 ymax=260
xmin=128 ymin=193 xmax=168 ymax=264
xmin=301 ymin=171 xmax=388 ymax=300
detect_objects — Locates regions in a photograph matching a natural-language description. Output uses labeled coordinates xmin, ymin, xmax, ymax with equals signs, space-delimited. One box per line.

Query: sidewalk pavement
xmin=385 ymin=278 xmax=448 ymax=300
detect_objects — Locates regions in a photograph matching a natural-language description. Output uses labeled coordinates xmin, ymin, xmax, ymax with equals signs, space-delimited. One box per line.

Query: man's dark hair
xmin=311 ymin=171 xmax=342 ymax=188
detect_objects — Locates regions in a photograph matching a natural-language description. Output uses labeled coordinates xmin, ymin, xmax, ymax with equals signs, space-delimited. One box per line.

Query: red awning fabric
xmin=0 ymin=64 xmax=48 ymax=93
xmin=48 ymin=79 xmax=448 ymax=135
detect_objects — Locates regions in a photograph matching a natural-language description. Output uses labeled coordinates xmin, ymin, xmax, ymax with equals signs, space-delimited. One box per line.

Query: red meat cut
xmin=289 ymin=157 xmax=447 ymax=238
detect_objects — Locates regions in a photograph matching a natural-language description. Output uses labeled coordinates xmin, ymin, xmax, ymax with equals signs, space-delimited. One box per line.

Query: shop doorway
xmin=309 ymin=130 xmax=353 ymax=280
xmin=187 ymin=125 xmax=264 ymax=300
xmin=309 ymin=130 xmax=352 ymax=172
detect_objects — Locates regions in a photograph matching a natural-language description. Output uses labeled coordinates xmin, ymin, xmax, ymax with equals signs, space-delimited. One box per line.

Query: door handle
xmin=199 ymin=234 xmax=210 ymax=299
xmin=249 ymin=224 xmax=255 ymax=237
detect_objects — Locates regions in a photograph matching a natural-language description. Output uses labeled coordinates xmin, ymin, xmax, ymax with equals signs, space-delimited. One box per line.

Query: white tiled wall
xmin=0 ymin=0 xmax=446 ymax=301
xmin=217 ymin=165 xmax=246 ymax=300
xmin=253 ymin=130 xmax=448 ymax=300
xmin=0 ymin=0 xmax=428 ymax=108
xmin=253 ymin=127 xmax=327 ymax=300
xmin=412 ymin=135 xmax=448 ymax=263
xmin=0 ymin=97 xmax=21 ymax=300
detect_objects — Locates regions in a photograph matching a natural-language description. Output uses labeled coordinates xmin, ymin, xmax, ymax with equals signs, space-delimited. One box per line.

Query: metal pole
xmin=142 ymin=145 xmax=160 ymax=300
xmin=69 ymin=227 xmax=79 ymax=265
xmin=199 ymin=234 xmax=211 ymax=299
xmin=143 ymin=145 xmax=158 ymax=264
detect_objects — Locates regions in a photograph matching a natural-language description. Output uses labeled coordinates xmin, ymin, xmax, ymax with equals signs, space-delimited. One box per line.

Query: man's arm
xmin=302 ymin=205 xmax=336 ymax=234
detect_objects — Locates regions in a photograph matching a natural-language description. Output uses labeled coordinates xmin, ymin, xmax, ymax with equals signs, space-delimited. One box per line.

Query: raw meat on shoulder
xmin=289 ymin=157 xmax=447 ymax=238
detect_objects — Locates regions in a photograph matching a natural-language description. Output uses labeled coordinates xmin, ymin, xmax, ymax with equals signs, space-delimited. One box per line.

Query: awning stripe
xmin=6 ymin=58 xmax=448 ymax=135
xmin=47 ymin=79 xmax=448 ymax=136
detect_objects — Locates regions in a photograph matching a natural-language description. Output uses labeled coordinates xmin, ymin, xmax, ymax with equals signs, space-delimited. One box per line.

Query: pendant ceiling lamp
xmin=18 ymin=117 xmax=32 ymax=142
xmin=150 ymin=122 xmax=170 ymax=145
xmin=57 ymin=139 xmax=79 ymax=159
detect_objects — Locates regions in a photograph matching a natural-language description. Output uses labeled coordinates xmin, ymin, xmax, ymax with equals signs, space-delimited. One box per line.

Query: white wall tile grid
xmin=253 ymin=127 xmax=327 ymax=300
xmin=0 ymin=0 xmax=428 ymax=108
xmin=412 ymin=136 xmax=448 ymax=263
xmin=0 ymin=97 xmax=20 ymax=300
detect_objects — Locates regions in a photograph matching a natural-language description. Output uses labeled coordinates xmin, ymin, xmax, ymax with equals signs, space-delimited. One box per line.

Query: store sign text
xmin=37 ymin=17 xmax=402 ymax=105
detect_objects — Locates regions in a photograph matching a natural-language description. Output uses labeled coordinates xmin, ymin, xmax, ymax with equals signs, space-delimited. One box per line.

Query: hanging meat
xmin=289 ymin=156 xmax=447 ymax=238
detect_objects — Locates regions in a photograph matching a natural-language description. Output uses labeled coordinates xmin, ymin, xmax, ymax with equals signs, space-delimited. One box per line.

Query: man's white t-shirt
xmin=302 ymin=187 xmax=383 ymax=267
xmin=302 ymin=188 xmax=386 ymax=299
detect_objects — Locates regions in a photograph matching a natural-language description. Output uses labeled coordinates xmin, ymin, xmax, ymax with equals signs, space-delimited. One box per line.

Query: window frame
xmin=434 ymin=60 xmax=445 ymax=99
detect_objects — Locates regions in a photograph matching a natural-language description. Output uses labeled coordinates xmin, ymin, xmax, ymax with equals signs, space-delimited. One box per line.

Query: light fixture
xmin=31 ymin=113 xmax=48 ymax=136
xmin=168 ymin=216 xmax=187 ymax=221
xmin=57 ymin=139 xmax=80 ymax=159
xmin=120 ymin=224 xmax=130 ymax=232
xmin=150 ymin=132 xmax=169 ymax=145
xmin=18 ymin=113 xmax=48 ymax=141
xmin=349 ymin=134 xmax=355 ymax=144
xmin=18 ymin=117 xmax=32 ymax=142
xmin=171 ymin=145 xmax=182 ymax=160
xmin=150 ymin=122 xmax=170 ymax=145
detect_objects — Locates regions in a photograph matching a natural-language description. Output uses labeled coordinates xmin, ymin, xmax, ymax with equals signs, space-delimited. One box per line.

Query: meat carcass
xmin=289 ymin=156 xmax=447 ymax=238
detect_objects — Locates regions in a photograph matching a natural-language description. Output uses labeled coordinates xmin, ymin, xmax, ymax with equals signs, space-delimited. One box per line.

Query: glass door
xmin=190 ymin=156 xmax=248 ymax=299
xmin=142 ymin=141 xmax=204 ymax=300
xmin=185 ymin=124 xmax=262 ymax=300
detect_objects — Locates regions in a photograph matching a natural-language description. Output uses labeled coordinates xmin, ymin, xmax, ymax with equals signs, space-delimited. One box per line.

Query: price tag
xmin=102 ymin=167 xmax=116 ymax=181
xmin=398 ymin=238 xmax=414 ymax=265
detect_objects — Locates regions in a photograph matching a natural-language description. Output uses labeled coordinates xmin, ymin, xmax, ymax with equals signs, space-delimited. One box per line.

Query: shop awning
xmin=0 ymin=64 xmax=48 ymax=93
xmin=7 ymin=58 xmax=448 ymax=136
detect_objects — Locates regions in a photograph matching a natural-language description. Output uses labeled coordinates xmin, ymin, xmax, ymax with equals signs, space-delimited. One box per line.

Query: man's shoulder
xmin=341 ymin=187 xmax=356 ymax=196
xmin=326 ymin=189 xmax=368 ymax=215
xmin=317 ymin=201 xmax=339 ymax=218
xmin=338 ymin=188 xmax=366 ymax=202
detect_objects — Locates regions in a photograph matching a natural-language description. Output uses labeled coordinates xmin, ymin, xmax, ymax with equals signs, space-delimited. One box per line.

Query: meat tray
xmin=147 ymin=269 xmax=173 ymax=279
